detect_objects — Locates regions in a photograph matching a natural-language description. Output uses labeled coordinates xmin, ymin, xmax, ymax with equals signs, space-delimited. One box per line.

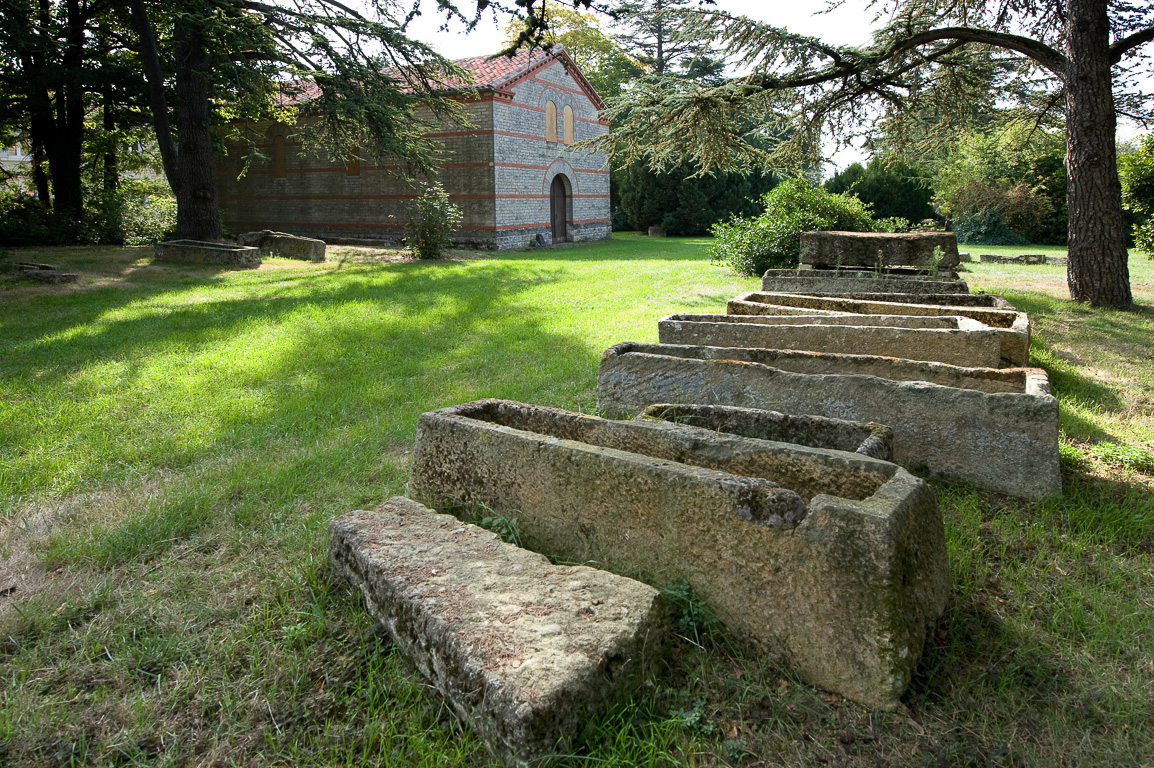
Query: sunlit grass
xmin=1 ymin=235 xmax=1152 ymax=767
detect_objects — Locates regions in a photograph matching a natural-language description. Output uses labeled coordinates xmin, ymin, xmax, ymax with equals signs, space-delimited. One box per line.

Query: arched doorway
xmin=550 ymin=175 xmax=568 ymax=243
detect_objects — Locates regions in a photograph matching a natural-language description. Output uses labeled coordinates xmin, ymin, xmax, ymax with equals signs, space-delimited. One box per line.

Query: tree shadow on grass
xmin=508 ymin=233 xmax=714 ymax=262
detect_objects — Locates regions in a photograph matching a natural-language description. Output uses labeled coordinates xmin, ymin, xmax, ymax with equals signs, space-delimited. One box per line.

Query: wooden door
xmin=550 ymin=176 xmax=567 ymax=243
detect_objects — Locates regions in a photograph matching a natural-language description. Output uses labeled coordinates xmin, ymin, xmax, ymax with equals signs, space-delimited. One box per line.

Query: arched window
xmin=272 ymin=135 xmax=287 ymax=179
xmin=545 ymin=101 xmax=557 ymax=144
xmin=345 ymin=148 xmax=360 ymax=176
xmin=563 ymin=105 xmax=574 ymax=144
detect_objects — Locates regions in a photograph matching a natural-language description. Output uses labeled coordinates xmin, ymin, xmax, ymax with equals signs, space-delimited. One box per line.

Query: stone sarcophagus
xmin=409 ymin=399 xmax=950 ymax=709
xmin=152 ymin=239 xmax=261 ymax=269
xmin=760 ymin=270 xmax=969 ymax=296
xmin=727 ymin=291 xmax=1030 ymax=367
xmin=330 ymin=497 xmax=666 ymax=766
xmin=596 ymin=343 xmax=1061 ymax=500
xmin=800 ymin=230 xmax=961 ymax=270
xmin=658 ymin=313 xmax=1005 ymax=368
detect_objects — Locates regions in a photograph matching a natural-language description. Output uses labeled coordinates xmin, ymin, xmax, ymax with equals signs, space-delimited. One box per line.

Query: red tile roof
xmin=274 ymin=46 xmax=604 ymax=109
xmin=452 ymin=47 xmax=557 ymax=89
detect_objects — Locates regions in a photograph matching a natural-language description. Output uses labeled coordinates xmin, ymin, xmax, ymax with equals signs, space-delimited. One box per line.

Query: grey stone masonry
xmin=727 ymin=292 xmax=1030 ymax=367
xmin=659 ymin=313 xmax=1004 ymax=368
xmin=329 ymin=497 xmax=666 ymax=766
xmin=635 ymin=404 xmax=894 ymax=461
xmin=761 ymin=269 xmax=968 ymax=295
xmin=800 ymin=231 xmax=961 ymax=270
xmin=153 ymin=240 xmax=261 ymax=269
xmin=215 ymin=49 xmax=610 ymax=250
xmin=237 ymin=230 xmax=325 ymax=261
xmin=596 ymin=343 xmax=1061 ymax=499
xmin=409 ymin=399 xmax=950 ymax=709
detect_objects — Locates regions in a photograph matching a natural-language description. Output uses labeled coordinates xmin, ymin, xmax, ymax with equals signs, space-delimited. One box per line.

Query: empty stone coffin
xmin=635 ymin=403 xmax=894 ymax=461
xmin=728 ymin=291 xmax=1030 ymax=367
xmin=659 ymin=313 xmax=1004 ymax=368
xmin=153 ymin=239 xmax=261 ymax=269
xmin=800 ymin=231 xmax=961 ymax=270
xmin=597 ymin=343 xmax=1060 ymax=500
xmin=409 ymin=399 xmax=950 ymax=709
xmin=761 ymin=269 xmax=969 ymax=296
xmin=237 ymin=230 xmax=326 ymax=261
xmin=330 ymin=497 xmax=665 ymax=766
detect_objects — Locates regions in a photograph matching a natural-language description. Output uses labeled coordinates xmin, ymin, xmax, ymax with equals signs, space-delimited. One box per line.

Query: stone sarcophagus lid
xmin=152 ymin=239 xmax=261 ymax=269
xmin=596 ymin=343 xmax=1060 ymax=500
xmin=727 ymin=291 xmax=1030 ymax=367
xmin=409 ymin=399 xmax=950 ymax=710
xmin=800 ymin=230 xmax=961 ymax=270
xmin=658 ymin=312 xmax=1005 ymax=368
xmin=330 ymin=497 xmax=666 ymax=766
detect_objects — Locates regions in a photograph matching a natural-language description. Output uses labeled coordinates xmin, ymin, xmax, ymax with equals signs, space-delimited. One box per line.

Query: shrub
xmin=709 ymin=178 xmax=879 ymax=276
xmin=1120 ymin=133 xmax=1154 ymax=257
xmin=951 ymin=208 xmax=1030 ymax=246
xmin=0 ymin=195 xmax=84 ymax=247
xmin=404 ymin=181 xmax=462 ymax=259
xmin=825 ymin=157 xmax=936 ymax=223
xmin=617 ymin=162 xmax=777 ymax=236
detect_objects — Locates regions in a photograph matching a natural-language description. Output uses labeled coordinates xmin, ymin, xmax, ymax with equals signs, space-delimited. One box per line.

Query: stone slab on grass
xmin=237 ymin=230 xmax=326 ymax=261
xmin=329 ymin=497 xmax=666 ymax=766
xmin=596 ymin=342 xmax=1061 ymax=500
xmin=659 ymin=313 xmax=1004 ymax=368
xmin=635 ymin=403 xmax=894 ymax=461
xmin=727 ymin=291 xmax=1030 ymax=367
xmin=409 ymin=399 xmax=950 ymax=709
xmin=153 ymin=239 xmax=261 ymax=269
xmin=761 ymin=270 xmax=968 ymax=296
xmin=800 ymin=231 xmax=961 ymax=270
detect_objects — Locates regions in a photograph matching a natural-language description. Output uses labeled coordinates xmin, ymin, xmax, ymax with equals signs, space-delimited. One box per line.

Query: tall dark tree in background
xmin=599 ymin=0 xmax=1154 ymax=308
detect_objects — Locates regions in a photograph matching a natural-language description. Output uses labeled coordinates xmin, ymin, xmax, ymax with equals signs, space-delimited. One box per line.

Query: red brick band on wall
xmin=224 ymin=218 xmax=611 ymax=232
xmin=215 ymin=162 xmax=611 ymax=177
xmin=219 ymin=193 xmax=609 ymax=201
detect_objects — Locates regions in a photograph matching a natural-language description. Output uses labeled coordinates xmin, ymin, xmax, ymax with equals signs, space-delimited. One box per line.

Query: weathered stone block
xmin=237 ymin=230 xmax=326 ymax=261
xmin=329 ymin=497 xmax=666 ymax=766
xmin=409 ymin=399 xmax=950 ymax=709
xmin=15 ymin=262 xmax=78 ymax=283
xmin=659 ymin=313 xmax=1004 ymax=368
xmin=153 ymin=240 xmax=261 ymax=269
xmin=596 ymin=343 xmax=1061 ymax=500
xmin=800 ymin=231 xmax=961 ymax=269
xmin=727 ymin=292 xmax=1029 ymax=367
xmin=761 ymin=269 xmax=968 ymax=296
xmin=635 ymin=403 xmax=894 ymax=461
xmin=979 ymin=253 xmax=1046 ymax=265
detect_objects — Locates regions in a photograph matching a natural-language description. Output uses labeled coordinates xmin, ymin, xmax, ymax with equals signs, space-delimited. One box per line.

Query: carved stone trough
xmin=727 ymin=291 xmax=1030 ymax=367
xmin=760 ymin=270 xmax=969 ymax=295
xmin=659 ymin=313 xmax=1004 ymax=368
xmin=596 ymin=343 xmax=1060 ymax=499
xmin=153 ymin=239 xmax=261 ymax=269
xmin=409 ymin=399 xmax=950 ymax=710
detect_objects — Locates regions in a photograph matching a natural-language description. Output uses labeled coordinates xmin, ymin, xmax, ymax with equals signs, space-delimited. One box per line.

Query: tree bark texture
xmin=1065 ymin=0 xmax=1132 ymax=308
xmin=172 ymin=16 xmax=222 ymax=240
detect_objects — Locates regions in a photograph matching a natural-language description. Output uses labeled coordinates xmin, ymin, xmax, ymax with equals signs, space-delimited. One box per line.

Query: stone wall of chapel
xmin=215 ymin=100 xmax=500 ymax=248
xmin=491 ymin=60 xmax=611 ymax=248
xmin=214 ymin=58 xmax=611 ymax=250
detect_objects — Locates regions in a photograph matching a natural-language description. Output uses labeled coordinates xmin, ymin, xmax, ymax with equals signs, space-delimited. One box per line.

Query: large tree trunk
xmin=1065 ymin=0 xmax=1132 ymax=308
xmin=172 ymin=16 xmax=222 ymax=240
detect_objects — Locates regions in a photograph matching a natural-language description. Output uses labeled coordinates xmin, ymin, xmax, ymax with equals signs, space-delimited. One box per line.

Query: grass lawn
xmin=1 ymin=233 xmax=1152 ymax=767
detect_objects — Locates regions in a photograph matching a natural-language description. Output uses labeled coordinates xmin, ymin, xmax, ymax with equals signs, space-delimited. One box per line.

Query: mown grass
xmin=1 ymin=236 xmax=1152 ymax=767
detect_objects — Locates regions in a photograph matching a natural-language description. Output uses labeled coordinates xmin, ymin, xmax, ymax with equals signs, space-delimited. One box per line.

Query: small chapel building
xmin=214 ymin=47 xmax=612 ymax=249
